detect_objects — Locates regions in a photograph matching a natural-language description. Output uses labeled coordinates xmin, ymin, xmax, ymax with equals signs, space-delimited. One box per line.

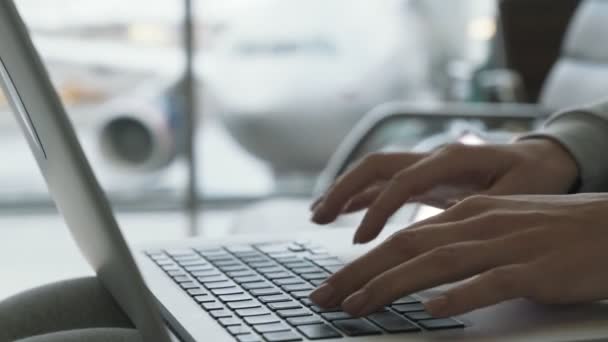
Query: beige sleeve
xmin=520 ymin=100 xmax=608 ymax=193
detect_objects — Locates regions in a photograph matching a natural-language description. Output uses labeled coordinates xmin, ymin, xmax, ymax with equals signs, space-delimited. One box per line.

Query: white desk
xmin=0 ymin=210 xmax=233 ymax=300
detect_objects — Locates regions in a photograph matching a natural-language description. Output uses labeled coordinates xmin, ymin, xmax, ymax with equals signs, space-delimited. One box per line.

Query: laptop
xmin=2 ymin=1 xmax=608 ymax=341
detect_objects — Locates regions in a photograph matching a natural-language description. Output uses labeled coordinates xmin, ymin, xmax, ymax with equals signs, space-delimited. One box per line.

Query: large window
xmin=1 ymin=0 xmax=497 ymax=214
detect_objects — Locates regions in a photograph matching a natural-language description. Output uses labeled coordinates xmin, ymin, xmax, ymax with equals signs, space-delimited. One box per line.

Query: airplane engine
xmin=98 ymin=82 xmax=183 ymax=172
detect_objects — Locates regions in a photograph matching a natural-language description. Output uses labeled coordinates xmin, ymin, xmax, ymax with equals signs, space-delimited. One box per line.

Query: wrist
xmin=516 ymin=138 xmax=581 ymax=193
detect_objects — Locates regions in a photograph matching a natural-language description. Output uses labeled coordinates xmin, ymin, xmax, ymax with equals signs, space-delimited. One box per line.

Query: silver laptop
xmin=3 ymin=1 xmax=608 ymax=341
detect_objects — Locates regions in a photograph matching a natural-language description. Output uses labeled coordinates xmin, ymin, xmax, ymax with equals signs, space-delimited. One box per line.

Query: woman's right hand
xmin=311 ymin=139 xmax=580 ymax=244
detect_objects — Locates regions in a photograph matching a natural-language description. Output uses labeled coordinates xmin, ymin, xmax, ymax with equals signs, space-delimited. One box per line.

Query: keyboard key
xmin=213 ymin=260 xmax=241 ymax=268
xmin=237 ymin=334 xmax=262 ymax=342
xmin=333 ymin=318 xmax=382 ymax=336
xmin=265 ymin=272 xmax=292 ymax=280
xmin=320 ymin=311 xmax=351 ymax=321
xmin=254 ymin=322 xmax=291 ymax=333
xmin=190 ymin=270 xmax=221 ymax=277
xmin=393 ymin=296 xmax=420 ymax=305
xmin=219 ymin=294 xmax=253 ymax=302
xmin=286 ymin=316 xmax=323 ymax=326
xmin=418 ymin=318 xmax=465 ymax=330
xmin=178 ymin=259 xmax=209 ymax=267
xmin=244 ymin=314 xmax=280 ymax=325
xmin=205 ymin=281 xmax=236 ymax=289
xmin=299 ymin=298 xmax=313 ymax=306
xmin=250 ymin=288 xmax=281 ymax=296
xmin=300 ymin=272 xmax=329 ymax=281
xmin=282 ymin=261 xmax=313 ymax=269
xmin=323 ymin=266 xmax=343 ymax=274
xmin=234 ymin=275 xmax=264 ymax=283
xmin=273 ymin=278 xmax=302 ymax=286
xmin=263 ymin=331 xmax=302 ymax=342
xmin=290 ymin=290 xmax=312 ymax=299
xmin=172 ymin=275 xmax=191 ymax=283
xmin=226 ymin=245 xmax=257 ymax=254
xmin=228 ymin=325 xmax=252 ymax=335
xmin=309 ymin=258 xmax=343 ymax=267
xmin=211 ymin=287 xmax=244 ymax=296
xmin=276 ymin=308 xmax=311 ymax=318
xmin=404 ymin=311 xmax=434 ymax=321
xmin=257 ymin=266 xmax=284 ymax=274
xmin=186 ymin=288 xmax=207 ymax=296
xmin=219 ymin=265 xmax=248 ymax=272
xmin=297 ymin=324 xmax=342 ymax=340
xmin=310 ymin=305 xmax=341 ymax=313
xmin=243 ymin=257 xmax=272 ymax=264
xmin=282 ymin=284 xmax=313 ymax=292
xmin=309 ymin=279 xmax=325 ymax=286
xmin=202 ymin=302 xmax=224 ymax=311
xmin=392 ymin=303 xmax=426 ymax=313
xmin=248 ymin=261 xmax=277 ymax=269
xmin=197 ymin=275 xmax=228 ymax=283
xmin=259 ymin=294 xmax=291 ymax=303
xmin=268 ymin=301 xmax=302 ymax=310
xmin=155 ymin=259 xmax=175 ymax=266
xmin=367 ymin=311 xmax=421 ymax=333
xmin=290 ymin=266 xmax=321 ymax=274
xmin=193 ymin=295 xmax=216 ymax=303
xmin=242 ymin=282 xmax=273 ymax=290
xmin=236 ymin=307 xmax=272 ymax=317
xmin=227 ymin=270 xmax=256 ymax=278
xmin=184 ymin=265 xmax=214 ymax=272
xmin=160 ymin=264 xmax=180 ymax=271
xmin=274 ymin=256 xmax=300 ymax=263
xmin=167 ymin=270 xmax=187 ymax=277
xmin=228 ymin=300 xmax=261 ymax=310
xmin=219 ymin=317 xmax=241 ymax=326
xmin=180 ymin=282 xmax=200 ymax=290
xmin=210 ymin=309 xmax=233 ymax=318
xmin=196 ymin=247 xmax=224 ymax=254
xmin=256 ymin=243 xmax=290 ymax=253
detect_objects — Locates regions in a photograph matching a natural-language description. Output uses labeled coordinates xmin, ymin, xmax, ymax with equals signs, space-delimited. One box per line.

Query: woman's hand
xmin=311 ymin=139 xmax=579 ymax=243
xmin=310 ymin=193 xmax=608 ymax=317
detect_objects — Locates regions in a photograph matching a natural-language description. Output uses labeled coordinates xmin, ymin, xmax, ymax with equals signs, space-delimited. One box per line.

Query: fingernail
xmin=310 ymin=283 xmax=335 ymax=306
xmin=311 ymin=208 xmax=325 ymax=223
xmin=342 ymin=290 xmax=370 ymax=316
xmin=425 ymin=296 xmax=448 ymax=317
xmin=352 ymin=231 xmax=361 ymax=244
xmin=310 ymin=196 xmax=324 ymax=211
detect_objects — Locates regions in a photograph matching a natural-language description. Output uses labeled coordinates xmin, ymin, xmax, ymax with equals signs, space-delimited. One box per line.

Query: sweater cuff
xmin=519 ymin=111 xmax=608 ymax=193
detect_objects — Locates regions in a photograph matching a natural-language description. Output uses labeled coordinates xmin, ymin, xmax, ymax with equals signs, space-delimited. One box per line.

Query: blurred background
xmin=0 ymin=0 xmax=583 ymax=298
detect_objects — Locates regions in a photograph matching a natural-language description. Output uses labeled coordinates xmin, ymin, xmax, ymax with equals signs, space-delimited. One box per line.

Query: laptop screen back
xmin=0 ymin=2 xmax=169 ymax=341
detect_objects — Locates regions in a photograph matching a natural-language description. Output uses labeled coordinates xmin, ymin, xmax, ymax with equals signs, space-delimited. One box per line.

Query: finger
xmin=410 ymin=183 xmax=485 ymax=209
xmin=424 ymin=264 xmax=532 ymax=317
xmin=340 ymin=226 xmax=547 ymax=316
xmin=312 ymin=153 xmax=423 ymax=224
xmin=311 ymin=212 xmax=530 ymax=309
xmin=354 ymin=147 xmax=499 ymax=243
xmin=342 ymin=183 xmax=385 ymax=213
xmin=310 ymin=196 xmax=324 ymax=211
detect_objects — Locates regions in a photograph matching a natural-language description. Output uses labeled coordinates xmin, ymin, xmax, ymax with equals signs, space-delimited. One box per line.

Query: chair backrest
xmin=499 ymin=0 xmax=580 ymax=103
xmin=540 ymin=0 xmax=608 ymax=110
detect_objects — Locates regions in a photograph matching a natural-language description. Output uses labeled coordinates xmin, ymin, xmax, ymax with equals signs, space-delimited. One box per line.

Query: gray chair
xmin=315 ymin=0 xmax=608 ymax=193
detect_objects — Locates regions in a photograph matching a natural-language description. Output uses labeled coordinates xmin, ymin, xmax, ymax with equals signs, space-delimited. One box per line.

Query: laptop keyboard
xmin=146 ymin=241 xmax=464 ymax=341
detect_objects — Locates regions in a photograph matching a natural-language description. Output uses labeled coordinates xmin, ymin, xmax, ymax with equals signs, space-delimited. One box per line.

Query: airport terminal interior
xmin=0 ymin=0 xmax=586 ymax=310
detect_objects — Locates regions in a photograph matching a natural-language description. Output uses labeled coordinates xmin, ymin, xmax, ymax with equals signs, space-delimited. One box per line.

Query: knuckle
xmin=386 ymin=230 xmax=423 ymax=258
xmin=460 ymin=194 xmax=496 ymax=209
xmin=485 ymin=267 xmax=526 ymax=296
xmin=437 ymin=143 xmax=468 ymax=156
xmin=361 ymin=153 xmax=386 ymax=168
xmin=427 ymin=245 xmax=462 ymax=268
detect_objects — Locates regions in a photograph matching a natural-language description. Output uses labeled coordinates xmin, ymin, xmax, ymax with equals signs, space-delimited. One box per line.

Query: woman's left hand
xmin=310 ymin=193 xmax=608 ymax=318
